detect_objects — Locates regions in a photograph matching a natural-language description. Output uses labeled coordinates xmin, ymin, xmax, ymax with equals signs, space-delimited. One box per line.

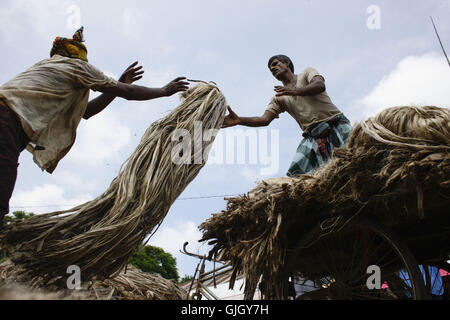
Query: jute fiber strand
xmin=1 ymin=82 xmax=227 ymax=284
xmin=0 ymin=260 xmax=186 ymax=300
xmin=200 ymin=106 xmax=450 ymax=300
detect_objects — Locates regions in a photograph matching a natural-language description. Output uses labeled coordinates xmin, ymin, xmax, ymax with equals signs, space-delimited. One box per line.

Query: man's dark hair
xmin=268 ymin=55 xmax=294 ymax=73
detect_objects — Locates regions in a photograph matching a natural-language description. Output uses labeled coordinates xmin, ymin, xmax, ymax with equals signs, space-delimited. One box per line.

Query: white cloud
xmin=357 ymin=52 xmax=450 ymax=119
xmin=240 ymin=166 xmax=262 ymax=184
xmin=52 ymin=170 xmax=97 ymax=192
xmin=147 ymin=221 xmax=203 ymax=257
xmin=146 ymin=220 xmax=208 ymax=276
xmin=10 ymin=184 xmax=92 ymax=214
xmin=139 ymin=66 xmax=178 ymax=88
xmin=0 ymin=5 xmax=20 ymax=41
xmin=0 ymin=0 xmax=71 ymax=42
xmin=164 ymin=45 xmax=175 ymax=55
xmin=103 ymin=70 xmax=118 ymax=81
xmin=68 ymin=110 xmax=131 ymax=166
xmin=121 ymin=8 xmax=145 ymax=39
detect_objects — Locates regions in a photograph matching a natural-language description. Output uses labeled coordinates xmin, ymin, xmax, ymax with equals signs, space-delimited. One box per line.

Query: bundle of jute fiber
xmin=0 ymin=260 xmax=186 ymax=300
xmin=200 ymin=106 xmax=450 ymax=299
xmin=1 ymin=82 xmax=227 ymax=285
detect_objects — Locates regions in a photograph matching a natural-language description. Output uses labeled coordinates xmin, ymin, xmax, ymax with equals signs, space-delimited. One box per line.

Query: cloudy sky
xmin=1 ymin=0 xmax=449 ymax=278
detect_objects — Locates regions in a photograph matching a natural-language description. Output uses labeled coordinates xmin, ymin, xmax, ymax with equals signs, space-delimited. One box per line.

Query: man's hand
xmin=274 ymin=86 xmax=302 ymax=97
xmin=162 ymin=77 xmax=190 ymax=96
xmin=84 ymin=61 xmax=144 ymax=119
xmin=275 ymin=76 xmax=326 ymax=97
xmin=119 ymin=61 xmax=144 ymax=84
xmin=222 ymin=106 xmax=241 ymax=128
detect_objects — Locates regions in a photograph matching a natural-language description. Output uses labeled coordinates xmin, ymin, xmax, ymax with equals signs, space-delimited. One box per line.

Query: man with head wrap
xmin=0 ymin=27 xmax=189 ymax=226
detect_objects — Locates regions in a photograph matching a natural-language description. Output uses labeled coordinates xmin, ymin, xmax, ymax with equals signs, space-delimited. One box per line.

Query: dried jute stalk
xmin=200 ymin=105 xmax=450 ymax=300
xmin=1 ymin=82 xmax=227 ymax=285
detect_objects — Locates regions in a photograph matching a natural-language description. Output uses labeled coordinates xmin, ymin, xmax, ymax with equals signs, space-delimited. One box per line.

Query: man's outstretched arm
xmin=84 ymin=62 xmax=188 ymax=119
xmin=99 ymin=77 xmax=189 ymax=101
xmin=84 ymin=62 xmax=144 ymax=119
xmin=222 ymin=106 xmax=276 ymax=128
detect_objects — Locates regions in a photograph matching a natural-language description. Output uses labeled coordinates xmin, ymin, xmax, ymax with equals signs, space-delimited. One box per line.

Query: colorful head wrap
xmin=50 ymin=27 xmax=88 ymax=62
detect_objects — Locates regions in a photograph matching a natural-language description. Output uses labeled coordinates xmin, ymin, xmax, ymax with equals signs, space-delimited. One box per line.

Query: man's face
xmin=269 ymin=59 xmax=291 ymax=80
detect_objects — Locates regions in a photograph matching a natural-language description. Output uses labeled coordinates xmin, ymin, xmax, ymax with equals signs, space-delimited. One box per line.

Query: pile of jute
xmin=0 ymin=82 xmax=227 ymax=285
xmin=0 ymin=259 xmax=186 ymax=300
xmin=199 ymin=106 xmax=450 ymax=300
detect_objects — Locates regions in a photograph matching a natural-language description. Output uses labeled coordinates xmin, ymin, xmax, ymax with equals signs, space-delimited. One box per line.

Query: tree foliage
xmin=3 ymin=211 xmax=35 ymax=225
xmin=1 ymin=211 xmax=35 ymax=261
xmin=179 ymin=275 xmax=194 ymax=284
xmin=129 ymin=245 xmax=180 ymax=282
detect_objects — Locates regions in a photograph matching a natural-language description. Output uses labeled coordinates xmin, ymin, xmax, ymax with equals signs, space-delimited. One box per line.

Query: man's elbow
xmin=82 ymin=110 xmax=92 ymax=120
xmin=261 ymin=112 xmax=275 ymax=126
xmin=261 ymin=117 xmax=273 ymax=126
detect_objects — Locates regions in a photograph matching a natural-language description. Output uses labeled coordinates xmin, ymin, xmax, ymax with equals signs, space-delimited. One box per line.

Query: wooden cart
xmin=280 ymin=191 xmax=450 ymax=300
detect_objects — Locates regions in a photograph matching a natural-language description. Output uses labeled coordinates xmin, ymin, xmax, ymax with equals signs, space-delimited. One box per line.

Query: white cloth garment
xmin=0 ymin=55 xmax=117 ymax=173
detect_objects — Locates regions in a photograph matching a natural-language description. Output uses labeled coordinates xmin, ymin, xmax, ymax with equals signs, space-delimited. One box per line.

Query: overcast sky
xmin=1 ymin=0 xmax=449 ymax=278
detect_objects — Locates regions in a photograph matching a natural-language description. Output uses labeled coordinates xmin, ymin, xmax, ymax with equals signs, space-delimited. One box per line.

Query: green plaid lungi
xmin=287 ymin=114 xmax=352 ymax=177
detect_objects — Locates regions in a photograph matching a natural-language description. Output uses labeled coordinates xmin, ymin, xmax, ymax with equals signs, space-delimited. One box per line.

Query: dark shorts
xmin=0 ymin=102 xmax=29 ymax=219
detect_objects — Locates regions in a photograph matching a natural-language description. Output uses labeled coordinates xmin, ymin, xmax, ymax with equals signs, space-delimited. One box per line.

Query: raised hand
xmin=274 ymin=85 xmax=301 ymax=97
xmin=119 ymin=61 xmax=145 ymax=84
xmin=162 ymin=77 xmax=190 ymax=96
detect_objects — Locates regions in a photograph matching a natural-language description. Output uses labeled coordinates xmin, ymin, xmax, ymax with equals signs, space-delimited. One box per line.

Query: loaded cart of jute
xmin=0 ymin=82 xmax=227 ymax=292
xmin=200 ymin=106 xmax=450 ymax=300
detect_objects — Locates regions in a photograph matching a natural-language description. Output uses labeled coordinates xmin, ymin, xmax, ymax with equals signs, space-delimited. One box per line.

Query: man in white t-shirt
xmin=0 ymin=27 xmax=189 ymax=224
xmin=222 ymin=54 xmax=352 ymax=177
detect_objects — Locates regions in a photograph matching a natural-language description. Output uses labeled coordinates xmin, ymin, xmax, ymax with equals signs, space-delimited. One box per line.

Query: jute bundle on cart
xmin=200 ymin=106 xmax=450 ymax=299
xmin=0 ymin=260 xmax=186 ymax=300
xmin=1 ymin=82 xmax=227 ymax=284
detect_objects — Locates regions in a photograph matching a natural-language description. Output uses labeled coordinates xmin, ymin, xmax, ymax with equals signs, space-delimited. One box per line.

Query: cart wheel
xmin=421 ymin=262 xmax=450 ymax=300
xmin=294 ymin=217 xmax=429 ymax=300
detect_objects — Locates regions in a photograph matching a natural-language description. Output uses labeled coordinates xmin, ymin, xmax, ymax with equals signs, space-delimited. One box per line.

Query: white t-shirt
xmin=266 ymin=67 xmax=342 ymax=131
xmin=0 ymin=55 xmax=118 ymax=173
